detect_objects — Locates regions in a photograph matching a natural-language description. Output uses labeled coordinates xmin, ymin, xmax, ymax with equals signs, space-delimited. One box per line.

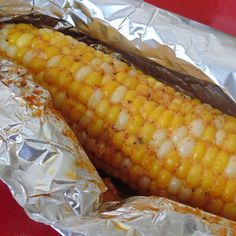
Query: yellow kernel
xmin=15 ymin=47 xmax=28 ymax=63
xmin=224 ymin=119 xmax=236 ymax=133
xmin=122 ymin=136 xmax=136 ymax=156
xmin=185 ymin=113 xmax=195 ymax=124
xmin=44 ymin=46 xmax=59 ymax=59
xmin=56 ymin=37 xmax=70 ymax=48
xmin=56 ymin=72 xmax=72 ymax=90
xmin=102 ymin=81 xmax=118 ymax=97
xmin=149 ymin=181 xmax=159 ymax=195
xmin=87 ymin=119 xmax=104 ymax=137
xmin=139 ymin=123 xmax=156 ymax=143
xmin=61 ymin=98 xmax=74 ymax=117
xmin=164 ymin=150 xmax=180 ymax=172
xmin=126 ymin=115 xmax=143 ymax=135
xmin=207 ymin=199 xmax=224 ymax=215
xmin=30 ymin=57 xmax=45 ymax=73
xmin=106 ymin=105 xmax=121 ymax=124
xmin=95 ymin=99 xmax=110 ymax=118
xmin=129 ymin=165 xmax=142 ymax=182
xmin=44 ymin=67 xmax=60 ymax=84
xmin=77 ymin=85 xmax=93 ymax=105
xmin=68 ymin=81 xmax=82 ymax=99
xmin=123 ymin=90 xmax=135 ymax=103
xmin=222 ymin=180 xmax=236 ymax=203
xmin=212 ymin=151 xmax=229 ymax=174
xmin=202 ymin=125 xmax=216 ymax=142
xmin=16 ymin=33 xmax=33 ymax=48
xmin=200 ymin=169 xmax=214 ymax=190
xmin=149 ymin=160 xmax=161 ymax=179
xmin=69 ymin=103 xmax=86 ymax=122
xmin=34 ymin=72 xmax=45 ymax=84
xmin=141 ymin=101 xmax=156 ymax=118
xmin=60 ymin=56 xmax=74 ymax=69
xmin=116 ymin=71 xmax=127 ymax=83
xmin=181 ymin=103 xmax=194 ymax=113
xmin=31 ymin=38 xmax=43 ymax=49
xmin=158 ymin=110 xmax=174 ymax=128
xmin=123 ymin=77 xmax=138 ymax=89
xmin=84 ymin=71 xmax=102 ymax=86
xmin=192 ymin=141 xmax=206 ymax=161
xmin=82 ymin=52 xmax=94 ymax=63
xmin=222 ymin=203 xmax=236 ymax=221
xmin=41 ymin=32 xmax=53 ymax=41
xmin=70 ymin=62 xmax=83 ymax=75
xmin=190 ymin=189 xmax=206 ymax=207
xmin=201 ymin=111 xmax=213 ymax=122
xmin=169 ymin=115 xmax=185 ymax=128
xmin=130 ymin=145 xmax=145 ymax=164
xmin=112 ymin=131 xmax=125 ymax=148
xmin=202 ymin=146 xmax=218 ymax=168
xmin=209 ymin=177 xmax=225 ymax=198
xmin=149 ymin=106 xmax=165 ymax=121
xmin=112 ymin=152 xmax=123 ymax=169
xmin=186 ymin=164 xmax=202 ymax=188
xmin=136 ymin=84 xmax=148 ymax=96
xmin=48 ymin=85 xmax=58 ymax=99
xmin=176 ymin=160 xmax=191 ymax=179
xmin=54 ymin=91 xmax=66 ymax=109
xmin=8 ymin=31 xmax=22 ymax=44
xmin=223 ymin=134 xmax=236 ymax=153
xmin=157 ymin=170 xmax=171 ymax=189
xmin=132 ymin=97 xmax=146 ymax=112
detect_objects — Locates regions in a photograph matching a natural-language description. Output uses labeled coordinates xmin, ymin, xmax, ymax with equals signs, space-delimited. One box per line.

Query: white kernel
xmin=88 ymin=89 xmax=102 ymax=109
xmin=90 ymin=58 xmax=102 ymax=66
xmin=157 ymin=140 xmax=173 ymax=159
xmin=177 ymin=137 xmax=195 ymax=158
xmin=150 ymin=130 xmax=167 ymax=149
xmin=225 ymin=155 xmax=236 ymax=178
xmin=121 ymin=158 xmax=132 ymax=173
xmin=171 ymin=126 xmax=188 ymax=144
xmin=178 ymin=187 xmax=192 ymax=201
xmin=100 ymin=62 xmax=114 ymax=74
xmin=75 ymin=66 xmax=92 ymax=81
xmin=46 ymin=55 xmax=61 ymax=67
xmin=110 ymin=85 xmax=126 ymax=104
xmin=101 ymin=74 xmax=112 ymax=85
xmin=167 ymin=177 xmax=181 ymax=195
xmin=7 ymin=45 xmax=17 ymax=58
xmin=80 ymin=110 xmax=94 ymax=127
xmin=189 ymin=119 xmax=205 ymax=138
xmin=128 ymin=70 xmax=137 ymax=77
xmin=139 ymin=176 xmax=151 ymax=190
xmin=115 ymin=110 xmax=129 ymax=130
xmin=214 ymin=116 xmax=225 ymax=128
xmin=215 ymin=129 xmax=226 ymax=145
xmin=23 ymin=50 xmax=34 ymax=65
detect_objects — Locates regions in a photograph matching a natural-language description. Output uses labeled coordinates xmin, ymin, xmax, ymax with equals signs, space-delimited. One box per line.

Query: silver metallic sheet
xmin=0 ymin=57 xmax=105 ymax=225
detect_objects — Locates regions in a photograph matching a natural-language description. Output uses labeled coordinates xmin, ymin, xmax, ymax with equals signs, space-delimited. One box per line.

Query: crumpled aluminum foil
xmin=1 ymin=0 xmax=236 ymax=235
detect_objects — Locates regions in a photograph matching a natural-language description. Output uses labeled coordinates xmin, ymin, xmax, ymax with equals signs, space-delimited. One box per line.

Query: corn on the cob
xmin=1 ymin=23 xmax=236 ymax=220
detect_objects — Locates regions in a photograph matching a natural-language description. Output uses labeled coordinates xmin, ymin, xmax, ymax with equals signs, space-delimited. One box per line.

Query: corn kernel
xmin=222 ymin=180 xmax=236 ymax=203
xmin=59 ymin=56 xmax=74 ymax=69
xmin=176 ymin=160 xmax=191 ymax=179
xmin=116 ymin=71 xmax=127 ymax=83
xmin=30 ymin=57 xmax=45 ymax=73
xmin=82 ymin=52 xmax=94 ymax=63
xmin=87 ymin=119 xmax=103 ymax=137
xmin=123 ymin=90 xmax=136 ymax=103
xmin=148 ymin=160 xmax=161 ymax=180
xmin=112 ymin=152 xmax=123 ymax=169
xmin=169 ymin=115 xmax=185 ymax=128
xmin=77 ymin=85 xmax=93 ymax=104
xmin=209 ymin=177 xmax=225 ymax=198
xmin=122 ymin=136 xmax=136 ymax=156
xmin=8 ymin=31 xmax=22 ymax=44
xmin=200 ymin=169 xmax=214 ymax=190
xmin=222 ymin=203 xmax=236 ymax=221
xmin=202 ymin=125 xmax=216 ymax=142
xmin=132 ymin=97 xmax=146 ymax=112
xmin=149 ymin=181 xmax=159 ymax=195
xmin=223 ymin=134 xmax=236 ymax=153
xmin=185 ymin=113 xmax=195 ymax=125
xmin=190 ymin=189 xmax=207 ymax=207
xmin=84 ymin=71 xmax=102 ymax=87
xmin=141 ymin=101 xmax=156 ymax=118
xmin=102 ymin=81 xmax=118 ymax=97
xmin=61 ymin=98 xmax=74 ymax=116
xmin=136 ymin=84 xmax=148 ymax=96
xmin=70 ymin=62 xmax=83 ymax=75
xmin=95 ymin=99 xmax=109 ymax=118
xmin=224 ymin=120 xmax=236 ymax=133
xmin=149 ymin=106 xmax=165 ymax=121
xmin=192 ymin=141 xmax=206 ymax=161
xmin=202 ymin=146 xmax=218 ymax=168
xmin=123 ymin=77 xmax=138 ymax=89
xmin=129 ymin=165 xmax=142 ymax=182
xmin=186 ymin=164 xmax=202 ymax=188
xmin=54 ymin=91 xmax=66 ymax=109
xmin=48 ymin=85 xmax=58 ymax=99
xmin=44 ymin=46 xmax=59 ymax=59
xmin=157 ymin=170 xmax=171 ymax=189
xmin=181 ymin=103 xmax=193 ymax=113
xmin=69 ymin=103 xmax=86 ymax=122
xmin=106 ymin=105 xmax=121 ymax=124
xmin=207 ymin=199 xmax=224 ymax=215
xmin=158 ymin=110 xmax=174 ymax=128
xmin=126 ymin=115 xmax=143 ymax=135
xmin=164 ymin=150 xmax=180 ymax=172
xmin=201 ymin=111 xmax=213 ymax=122
xmin=112 ymin=131 xmax=125 ymax=148
xmin=15 ymin=47 xmax=28 ymax=63
xmin=16 ymin=33 xmax=33 ymax=48
xmin=139 ymin=123 xmax=156 ymax=143
xmin=67 ymin=81 xmax=82 ymax=99
xmin=130 ymin=145 xmax=145 ymax=164
xmin=212 ymin=150 xmax=229 ymax=174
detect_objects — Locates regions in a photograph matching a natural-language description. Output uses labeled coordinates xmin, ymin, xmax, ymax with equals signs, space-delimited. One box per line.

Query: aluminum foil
xmin=1 ymin=0 xmax=236 ymax=235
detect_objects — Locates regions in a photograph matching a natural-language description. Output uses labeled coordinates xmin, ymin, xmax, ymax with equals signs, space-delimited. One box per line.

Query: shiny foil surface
xmin=1 ymin=0 xmax=236 ymax=235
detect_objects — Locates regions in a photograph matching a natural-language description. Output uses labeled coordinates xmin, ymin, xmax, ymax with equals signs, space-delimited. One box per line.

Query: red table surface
xmin=1 ymin=1 xmax=236 ymax=236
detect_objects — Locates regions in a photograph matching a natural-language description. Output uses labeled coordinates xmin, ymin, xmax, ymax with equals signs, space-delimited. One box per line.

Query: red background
xmin=1 ymin=1 xmax=236 ymax=236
